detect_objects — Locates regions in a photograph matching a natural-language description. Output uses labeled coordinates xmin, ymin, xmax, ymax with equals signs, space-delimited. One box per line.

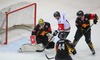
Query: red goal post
xmin=4 ymin=3 xmax=37 ymax=44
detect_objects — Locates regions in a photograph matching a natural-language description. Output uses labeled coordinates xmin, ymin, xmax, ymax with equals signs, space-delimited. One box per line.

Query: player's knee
xmin=86 ymin=39 xmax=91 ymax=44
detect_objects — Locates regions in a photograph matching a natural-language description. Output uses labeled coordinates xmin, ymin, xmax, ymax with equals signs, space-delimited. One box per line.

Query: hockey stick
xmin=79 ymin=23 xmax=94 ymax=39
xmin=84 ymin=23 xmax=94 ymax=33
xmin=45 ymin=54 xmax=55 ymax=60
xmin=36 ymin=36 xmax=54 ymax=52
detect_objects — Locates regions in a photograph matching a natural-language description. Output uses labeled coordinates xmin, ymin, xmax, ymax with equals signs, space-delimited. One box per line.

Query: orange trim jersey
xmin=55 ymin=39 xmax=74 ymax=58
xmin=76 ymin=14 xmax=98 ymax=29
xmin=32 ymin=22 xmax=52 ymax=37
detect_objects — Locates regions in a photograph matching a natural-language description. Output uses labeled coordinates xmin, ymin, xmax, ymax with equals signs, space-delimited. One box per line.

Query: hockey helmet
xmin=58 ymin=32 xmax=66 ymax=39
xmin=53 ymin=11 xmax=60 ymax=17
xmin=38 ymin=18 xmax=44 ymax=24
xmin=77 ymin=10 xmax=84 ymax=16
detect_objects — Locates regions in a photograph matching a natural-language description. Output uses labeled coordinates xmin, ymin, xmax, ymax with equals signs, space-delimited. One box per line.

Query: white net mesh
xmin=0 ymin=2 xmax=36 ymax=44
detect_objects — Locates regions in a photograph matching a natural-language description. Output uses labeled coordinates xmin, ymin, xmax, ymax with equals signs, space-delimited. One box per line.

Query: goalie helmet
xmin=38 ymin=18 xmax=44 ymax=24
xmin=58 ymin=32 xmax=66 ymax=39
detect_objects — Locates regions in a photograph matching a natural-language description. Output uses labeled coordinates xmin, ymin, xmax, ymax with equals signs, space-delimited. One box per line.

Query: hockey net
xmin=0 ymin=2 xmax=37 ymax=44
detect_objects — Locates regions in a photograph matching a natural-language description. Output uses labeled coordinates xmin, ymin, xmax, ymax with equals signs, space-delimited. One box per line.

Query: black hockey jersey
xmin=32 ymin=22 xmax=52 ymax=37
xmin=56 ymin=39 xmax=74 ymax=58
xmin=76 ymin=14 xmax=98 ymax=30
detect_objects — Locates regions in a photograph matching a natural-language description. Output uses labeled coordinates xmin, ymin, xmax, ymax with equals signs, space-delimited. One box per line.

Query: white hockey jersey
xmin=58 ymin=12 xmax=70 ymax=32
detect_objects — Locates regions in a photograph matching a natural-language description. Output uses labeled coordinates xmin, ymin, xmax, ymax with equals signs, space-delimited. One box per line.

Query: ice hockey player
xmin=55 ymin=32 xmax=76 ymax=60
xmin=53 ymin=11 xmax=71 ymax=38
xmin=73 ymin=10 xmax=99 ymax=55
xmin=31 ymin=18 xmax=55 ymax=49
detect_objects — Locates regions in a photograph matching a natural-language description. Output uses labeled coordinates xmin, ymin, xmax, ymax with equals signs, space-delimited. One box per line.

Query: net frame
xmin=4 ymin=3 xmax=37 ymax=44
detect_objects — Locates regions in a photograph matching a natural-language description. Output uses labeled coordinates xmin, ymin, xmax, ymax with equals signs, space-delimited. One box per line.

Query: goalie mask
xmin=58 ymin=32 xmax=66 ymax=39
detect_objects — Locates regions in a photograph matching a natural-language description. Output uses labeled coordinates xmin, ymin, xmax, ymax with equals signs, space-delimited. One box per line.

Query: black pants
xmin=74 ymin=29 xmax=91 ymax=44
xmin=36 ymin=36 xmax=48 ymax=46
xmin=55 ymin=56 xmax=73 ymax=60
xmin=36 ymin=36 xmax=55 ymax=49
xmin=58 ymin=32 xmax=70 ymax=39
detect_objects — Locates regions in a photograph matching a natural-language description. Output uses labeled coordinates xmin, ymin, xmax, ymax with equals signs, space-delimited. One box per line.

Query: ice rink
xmin=0 ymin=0 xmax=100 ymax=60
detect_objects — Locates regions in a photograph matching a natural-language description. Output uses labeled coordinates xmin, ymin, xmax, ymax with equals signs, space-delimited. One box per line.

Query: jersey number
xmin=58 ymin=44 xmax=65 ymax=50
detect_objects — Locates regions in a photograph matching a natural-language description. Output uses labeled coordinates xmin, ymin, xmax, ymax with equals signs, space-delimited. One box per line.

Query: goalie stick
xmin=36 ymin=36 xmax=54 ymax=52
xmin=45 ymin=54 xmax=55 ymax=60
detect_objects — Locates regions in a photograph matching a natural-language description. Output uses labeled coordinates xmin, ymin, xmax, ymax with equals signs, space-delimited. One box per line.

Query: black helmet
xmin=53 ymin=11 xmax=60 ymax=17
xmin=58 ymin=32 xmax=66 ymax=39
xmin=77 ymin=10 xmax=84 ymax=16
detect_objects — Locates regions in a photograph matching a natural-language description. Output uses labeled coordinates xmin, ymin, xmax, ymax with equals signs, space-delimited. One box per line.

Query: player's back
xmin=56 ymin=39 xmax=70 ymax=58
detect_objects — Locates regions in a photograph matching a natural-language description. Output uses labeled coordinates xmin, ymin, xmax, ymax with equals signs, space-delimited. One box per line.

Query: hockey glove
xmin=53 ymin=30 xmax=58 ymax=36
xmin=93 ymin=18 xmax=98 ymax=24
xmin=71 ymin=48 xmax=77 ymax=55
xmin=93 ymin=14 xmax=98 ymax=24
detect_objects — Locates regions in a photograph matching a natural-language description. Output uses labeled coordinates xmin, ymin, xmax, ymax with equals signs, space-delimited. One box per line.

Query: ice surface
xmin=0 ymin=0 xmax=100 ymax=60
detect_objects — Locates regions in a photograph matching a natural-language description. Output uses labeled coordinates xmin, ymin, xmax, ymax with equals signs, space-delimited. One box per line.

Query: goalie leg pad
xmin=19 ymin=43 xmax=43 ymax=52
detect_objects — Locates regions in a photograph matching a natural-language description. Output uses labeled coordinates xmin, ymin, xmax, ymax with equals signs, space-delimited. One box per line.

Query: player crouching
xmin=19 ymin=19 xmax=55 ymax=52
xmin=55 ymin=32 xmax=76 ymax=60
xmin=31 ymin=18 xmax=55 ymax=49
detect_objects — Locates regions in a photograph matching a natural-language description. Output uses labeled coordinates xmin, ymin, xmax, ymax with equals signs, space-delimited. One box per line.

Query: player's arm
xmin=42 ymin=22 xmax=52 ymax=34
xmin=47 ymin=23 xmax=52 ymax=33
xmin=64 ymin=21 xmax=71 ymax=31
xmin=65 ymin=40 xmax=77 ymax=55
xmin=31 ymin=24 xmax=39 ymax=35
xmin=75 ymin=18 xmax=82 ymax=30
xmin=89 ymin=14 xmax=99 ymax=24
xmin=61 ymin=20 xmax=70 ymax=32
xmin=31 ymin=25 xmax=40 ymax=44
xmin=66 ymin=40 xmax=74 ymax=48
xmin=65 ymin=27 xmax=70 ymax=31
